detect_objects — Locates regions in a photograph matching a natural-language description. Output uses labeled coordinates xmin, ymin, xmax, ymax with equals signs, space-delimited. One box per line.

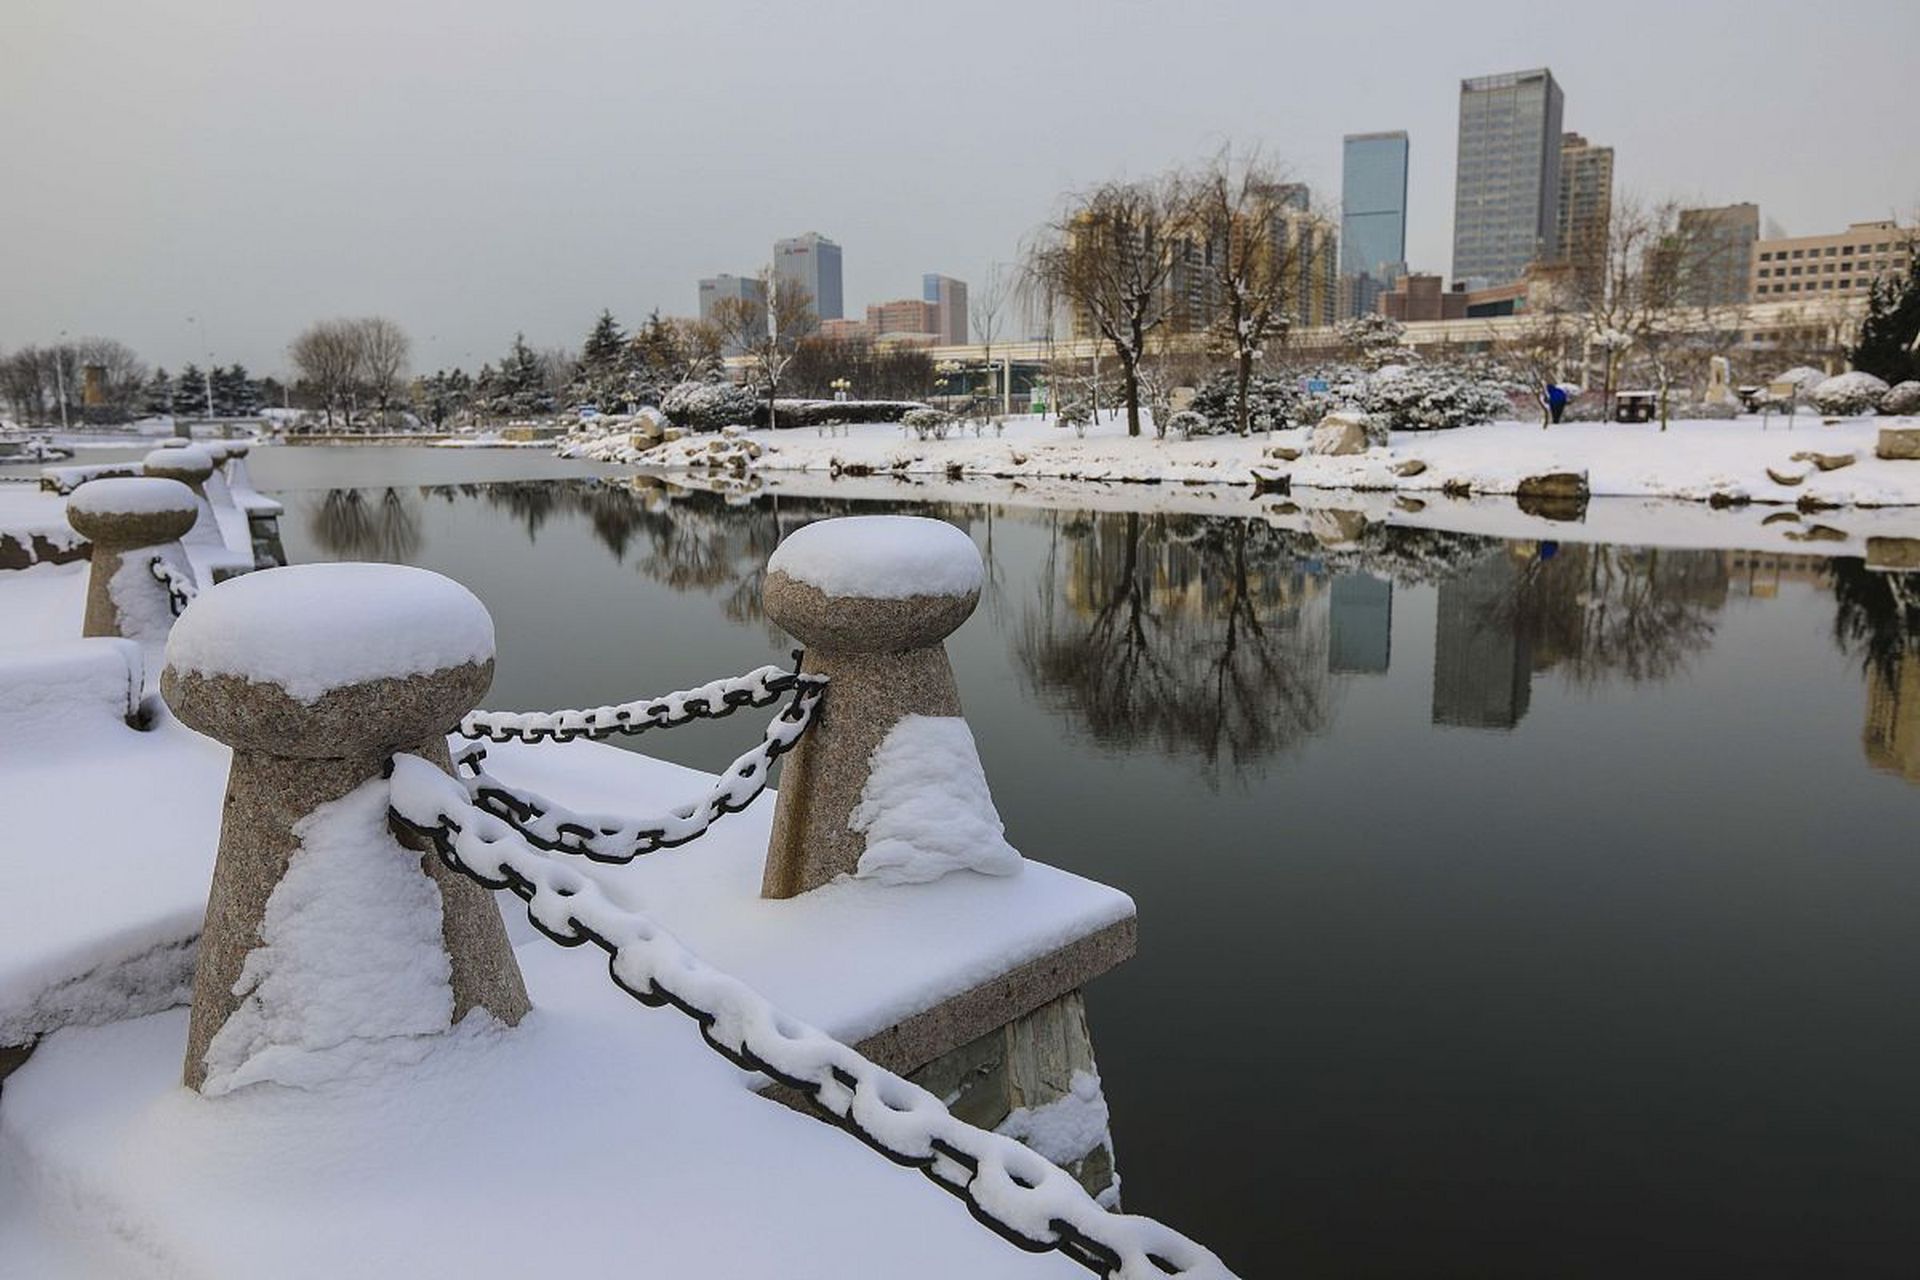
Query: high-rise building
xmin=922 ymin=274 xmax=969 ymax=345
xmin=697 ymin=273 xmax=767 ymax=354
xmin=1282 ymin=206 xmax=1340 ymax=330
xmin=1750 ymin=220 xmax=1913 ymax=303
xmin=1556 ymin=132 xmax=1614 ymax=295
xmin=1452 ymin=68 xmax=1566 ymax=287
xmin=1677 ymin=203 xmax=1760 ymax=307
xmin=1340 ymin=131 xmax=1410 ymax=320
xmin=774 ymin=232 xmax=844 ymax=320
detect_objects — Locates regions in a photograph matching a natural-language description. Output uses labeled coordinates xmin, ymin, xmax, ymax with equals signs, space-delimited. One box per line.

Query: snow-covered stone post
xmin=141 ymin=445 xmax=221 ymax=545
xmin=760 ymin=516 xmax=989 ymax=897
xmin=162 ymin=563 xmax=530 ymax=1094
xmin=66 ymin=477 xmax=200 ymax=642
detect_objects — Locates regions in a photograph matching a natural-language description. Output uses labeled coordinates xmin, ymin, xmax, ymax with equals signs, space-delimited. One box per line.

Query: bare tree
xmin=288 ymin=319 xmax=365 ymax=427
xmin=1498 ymin=309 xmax=1578 ymax=428
xmin=1191 ymin=149 xmax=1309 ymax=435
xmin=969 ymin=264 xmax=1011 ymax=416
xmin=353 ymin=317 xmax=411 ymax=422
xmin=1026 ymin=176 xmax=1191 ymax=437
xmin=0 ymin=347 xmax=52 ymax=423
xmin=711 ymin=266 xmax=817 ymax=430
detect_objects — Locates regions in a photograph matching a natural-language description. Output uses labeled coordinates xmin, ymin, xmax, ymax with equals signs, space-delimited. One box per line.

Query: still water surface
xmin=252 ymin=447 xmax=1920 ymax=1278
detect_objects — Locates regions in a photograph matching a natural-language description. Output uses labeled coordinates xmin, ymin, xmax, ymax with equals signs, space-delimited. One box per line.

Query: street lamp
xmin=53 ymin=330 xmax=70 ymax=432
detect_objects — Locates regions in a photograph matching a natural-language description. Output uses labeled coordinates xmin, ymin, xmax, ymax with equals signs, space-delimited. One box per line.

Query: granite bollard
xmin=162 ymin=562 xmax=530 ymax=1092
xmin=141 ymin=445 xmax=221 ymax=544
xmin=760 ymin=516 xmax=983 ymax=897
xmin=65 ymin=477 xmax=201 ymax=641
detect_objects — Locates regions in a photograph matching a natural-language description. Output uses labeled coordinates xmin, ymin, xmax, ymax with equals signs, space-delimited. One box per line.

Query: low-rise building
xmin=1750 ymin=220 xmax=1913 ymax=303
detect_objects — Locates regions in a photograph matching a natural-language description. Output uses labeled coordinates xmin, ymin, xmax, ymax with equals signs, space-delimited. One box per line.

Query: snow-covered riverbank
xmin=573 ymin=411 xmax=1920 ymax=510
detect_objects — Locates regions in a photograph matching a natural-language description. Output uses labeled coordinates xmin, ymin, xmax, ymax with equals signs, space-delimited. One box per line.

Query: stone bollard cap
xmin=65 ymin=476 xmax=200 ymax=546
xmin=143 ymin=445 xmax=216 ymax=484
xmin=764 ymin=516 xmax=982 ymax=654
xmin=162 ymin=562 xmax=496 ymax=757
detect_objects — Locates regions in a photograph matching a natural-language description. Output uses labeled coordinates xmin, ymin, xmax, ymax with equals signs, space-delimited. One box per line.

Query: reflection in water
xmin=1016 ymin=511 xmax=1333 ymax=778
xmin=309 ymin=488 xmax=422 ymax=563
xmin=1830 ymin=556 xmax=1920 ymax=783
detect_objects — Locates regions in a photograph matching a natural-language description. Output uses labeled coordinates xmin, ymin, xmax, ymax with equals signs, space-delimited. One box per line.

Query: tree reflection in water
xmin=1016 ymin=510 xmax=1334 ymax=780
xmin=1829 ymin=557 xmax=1920 ymax=783
xmin=309 ymin=488 xmax=423 ymax=563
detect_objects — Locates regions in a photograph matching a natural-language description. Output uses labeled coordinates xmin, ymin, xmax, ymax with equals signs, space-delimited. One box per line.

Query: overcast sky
xmin=6 ymin=0 xmax=1917 ymax=376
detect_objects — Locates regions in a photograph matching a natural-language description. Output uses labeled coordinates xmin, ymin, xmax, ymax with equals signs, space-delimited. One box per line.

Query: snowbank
xmin=851 ymin=715 xmax=1022 ymax=885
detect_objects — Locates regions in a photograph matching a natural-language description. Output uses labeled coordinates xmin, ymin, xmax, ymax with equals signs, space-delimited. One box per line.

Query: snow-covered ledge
xmin=159 ymin=563 xmax=529 ymax=1092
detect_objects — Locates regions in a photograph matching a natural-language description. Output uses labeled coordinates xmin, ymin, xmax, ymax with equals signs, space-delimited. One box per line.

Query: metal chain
xmin=386 ymin=754 xmax=1233 ymax=1280
xmin=149 ymin=555 xmax=199 ymax=616
xmin=456 ymin=671 xmax=826 ymax=863
xmin=460 ymin=661 xmax=816 ymax=745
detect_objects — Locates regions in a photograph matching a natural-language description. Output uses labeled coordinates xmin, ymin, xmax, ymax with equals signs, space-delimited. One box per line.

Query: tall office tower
xmin=922 ymin=274 xmax=969 ymax=345
xmin=1452 ymin=68 xmax=1565 ymax=286
xmin=774 ymin=232 xmax=844 ymax=320
xmin=697 ymin=273 xmax=767 ymax=354
xmin=1557 ymin=132 xmax=1614 ymax=295
xmin=1340 ymin=131 xmax=1410 ymax=319
xmin=1678 ymin=203 xmax=1761 ymax=306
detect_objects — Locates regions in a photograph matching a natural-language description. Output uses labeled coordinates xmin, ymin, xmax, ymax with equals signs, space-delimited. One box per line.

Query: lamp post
xmin=53 ymin=330 xmax=71 ymax=432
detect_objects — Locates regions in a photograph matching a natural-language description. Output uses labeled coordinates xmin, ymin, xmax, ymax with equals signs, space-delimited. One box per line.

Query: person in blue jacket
xmin=1540 ymin=381 xmax=1569 ymax=425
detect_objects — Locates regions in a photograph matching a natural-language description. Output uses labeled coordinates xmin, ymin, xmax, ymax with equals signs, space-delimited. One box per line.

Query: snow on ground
xmin=599 ymin=411 xmax=1920 ymax=510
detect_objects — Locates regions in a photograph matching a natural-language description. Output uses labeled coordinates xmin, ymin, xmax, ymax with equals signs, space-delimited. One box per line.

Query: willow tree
xmin=1192 ymin=150 xmax=1308 ymax=436
xmin=1026 ymin=176 xmax=1190 ymax=437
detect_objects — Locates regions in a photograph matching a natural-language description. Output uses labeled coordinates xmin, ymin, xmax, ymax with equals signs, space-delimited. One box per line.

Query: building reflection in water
xmin=1829 ymin=554 xmax=1920 ymax=785
xmin=1328 ymin=574 xmax=1391 ymax=676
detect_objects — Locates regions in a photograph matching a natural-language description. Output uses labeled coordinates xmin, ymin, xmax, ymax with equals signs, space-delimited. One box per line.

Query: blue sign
xmin=1306 ymin=378 xmax=1329 ymax=394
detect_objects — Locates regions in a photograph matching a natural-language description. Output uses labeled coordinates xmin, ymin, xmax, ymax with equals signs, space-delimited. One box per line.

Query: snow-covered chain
xmin=386 ymin=754 xmax=1233 ymax=1280
xmin=454 ymin=673 xmax=826 ymax=862
xmin=460 ymin=663 xmax=817 ymax=745
xmin=148 ymin=554 xmax=199 ymax=617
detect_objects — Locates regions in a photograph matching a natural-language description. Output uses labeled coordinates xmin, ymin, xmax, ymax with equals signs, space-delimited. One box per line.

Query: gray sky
xmin=6 ymin=0 xmax=1916 ymax=377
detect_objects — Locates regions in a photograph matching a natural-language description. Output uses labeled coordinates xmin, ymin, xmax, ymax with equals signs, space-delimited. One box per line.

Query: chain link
xmin=149 ymin=555 xmax=199 ymax=616
xmin=460 ymin=661 xmax=815 ymax=745
xmin=455 ymin=668 xmax=826 ymax=862
xmin=386 ymin=753 xmax=1232 ymax=1280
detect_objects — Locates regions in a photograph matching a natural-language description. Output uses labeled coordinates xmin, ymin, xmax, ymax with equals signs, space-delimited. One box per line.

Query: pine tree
xmin=569 ymin=310 xmax=631 ymax=412
xmin=485 ymin=335 xmax=553 ymax=417
xmin=1851 ymin=255 xmax=1920 ymax=386
xmin=143 ymin=368 xmax=174 ymax=417
xmin=173 ymin=363 xmax=209 ymax=417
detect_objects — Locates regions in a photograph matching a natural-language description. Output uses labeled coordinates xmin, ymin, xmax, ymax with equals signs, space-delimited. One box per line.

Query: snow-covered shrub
xmin=1809 ymin=371 xmax=1891 ymax=416
xmin=1167 ymin=410 xmax=1209 ymax=439
xmin=1879 ymin=380 xmax=1920 ymax=416
xmin=1361 ymin=364 xmax=1509 ymax=430
xmin=1336 ymin=313 xmax=1410 ymax=369
xmin=662 ymin=380 xmax=760 ymax=432
xmin=901 ymin=407 xmax=954 ymax=441
xmin=1056 ymin=396 xmax=1091 ymax=438
xmin=1664 ymin=399 xmax=1739 ymax=421
xmin=1188 ymin=372 xmax=1300 ymax=434
xmin=1771 ymin=366 xmax=1828 ymax=394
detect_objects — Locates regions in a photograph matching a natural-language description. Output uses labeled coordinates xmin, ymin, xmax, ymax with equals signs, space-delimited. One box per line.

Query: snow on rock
xmin=767 ymin=515 xmax=983 ymax=599
xmin=850 ymin=715 xmax=1021 ymax=885
xmin=997 ymin=1070 xmax=1113 ymax=1169
xmin=164 ymin=562 xmax=494 ymax=703
xmin=199 ymin=778 xmax=456 ymax=1096
xmin=64 ymin=476 xmax=197 ymax=517
xmin=107 ymin=543 xmax=189 ymax=644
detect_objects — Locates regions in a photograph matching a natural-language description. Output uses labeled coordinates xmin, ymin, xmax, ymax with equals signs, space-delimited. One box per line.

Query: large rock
xmin=1876 ymin=428 xmax=1920 ymax=461
xmin=1881 ymin=381 xmax=1920 ymax=416
xmin=1309 ymin=410 xmax=1382 ymax=456
xmin=1867 ymin=537 xmax=1920 ymax=571
xmin=1809 ymin=371 xmax=1890 ymax=416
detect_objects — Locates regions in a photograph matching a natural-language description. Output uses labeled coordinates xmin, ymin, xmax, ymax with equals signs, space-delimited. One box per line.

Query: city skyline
xmin=4 ymin=0 xmax=1916 ymax=374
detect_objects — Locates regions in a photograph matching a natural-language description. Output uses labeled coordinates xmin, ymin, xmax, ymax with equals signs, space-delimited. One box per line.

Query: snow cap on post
xmin=162 ymin=562 xmax=529 ymax=1093
xmin=141 ymin=445 xmax=220 ymax=544
xmin=66 ymin=477 xmax=200 ymax=641
xmin=761 ymin=516 xmax=992 ymax=897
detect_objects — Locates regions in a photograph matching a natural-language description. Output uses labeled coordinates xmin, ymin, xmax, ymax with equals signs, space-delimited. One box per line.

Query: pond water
xmin=251 ymin=447 xmax=1920 ymax=1278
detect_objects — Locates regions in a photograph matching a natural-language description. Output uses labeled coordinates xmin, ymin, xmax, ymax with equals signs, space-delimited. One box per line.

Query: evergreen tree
xmin=569 ymin=309 xmax=631 ymax=411
xmin=629 ymin=310 xmax=691 ymax=406
xmin=1851 ymin=255 xmax=1920 ymax=386
xmin=143 ymin=368 xmax=174 ymax=417
xmin=483 ymin=336 xmax=554 ymax=417
xmin=173 ymin=363 xmax=210 ymax=417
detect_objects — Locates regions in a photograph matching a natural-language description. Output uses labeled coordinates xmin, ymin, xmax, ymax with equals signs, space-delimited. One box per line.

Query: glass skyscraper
xmin=1340 ymin=131 xmax=1409 ymax=279
xmin=1340 ymin=131 xmax=1410 ymax=319
xmin=1451 ymin=68 xmax=1564 ymax=286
